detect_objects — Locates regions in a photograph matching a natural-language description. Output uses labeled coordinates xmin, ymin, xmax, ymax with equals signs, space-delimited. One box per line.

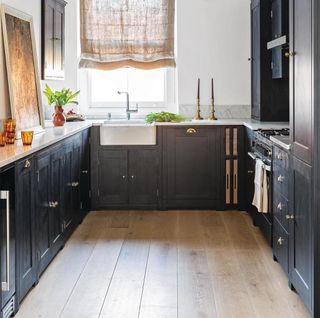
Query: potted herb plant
xmin=43 ymin=84 xmax=80 ymax=127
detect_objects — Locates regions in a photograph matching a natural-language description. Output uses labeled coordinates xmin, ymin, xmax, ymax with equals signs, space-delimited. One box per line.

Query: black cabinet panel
xmin=80 ymin=129 xmax=91 ymax=214
xmin=129 ymin=149 xmax=159 ymax=206
xmin=98 ymin=150 xmax=128 ymax=206
xmin=290 ymin=157 xmax=312 ymax=311
xmin=290 ymin=0 xmax=312 ymax=164
xmin=273 ymin=218 xmax=289 ymax=274
xmin=15 ymin=158 xmax=37 ymax=303
xmin=164 ymin=127 xmax=223 ymax=208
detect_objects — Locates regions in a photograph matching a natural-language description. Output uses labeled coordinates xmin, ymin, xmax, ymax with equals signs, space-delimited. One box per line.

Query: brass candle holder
xmin=208 ymin=98 xmax=217 ymax=121
xmin=194 ymin=98 xmax=203 ymax=120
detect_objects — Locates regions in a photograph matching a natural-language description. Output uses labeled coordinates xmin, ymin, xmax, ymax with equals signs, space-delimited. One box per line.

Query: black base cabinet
xmin=162 ymin=126 xmax=224 ymax=209
xmin=14 ymin=129 xmax=89 ymax=305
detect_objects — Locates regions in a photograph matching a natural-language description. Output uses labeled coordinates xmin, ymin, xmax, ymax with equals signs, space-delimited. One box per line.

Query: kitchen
xmin=0 ymin=0 xmax=318 ymax=317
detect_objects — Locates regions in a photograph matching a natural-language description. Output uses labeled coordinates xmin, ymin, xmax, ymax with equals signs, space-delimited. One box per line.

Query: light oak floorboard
xmin=15 ymin=210 xmax=310 ymax=318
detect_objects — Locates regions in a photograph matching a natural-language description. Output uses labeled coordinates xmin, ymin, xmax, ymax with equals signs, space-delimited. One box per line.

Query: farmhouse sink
xmin=100 ymin=122 xmax=157 ymax=145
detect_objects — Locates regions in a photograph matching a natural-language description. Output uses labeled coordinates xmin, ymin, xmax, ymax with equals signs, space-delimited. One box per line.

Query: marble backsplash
xmin=179 ymin=104 xmax=251 ymax=119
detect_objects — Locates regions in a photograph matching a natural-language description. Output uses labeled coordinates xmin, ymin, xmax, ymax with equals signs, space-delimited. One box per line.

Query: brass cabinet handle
xmin=71 ymin=182 xmax=79 ymax=187
xmin=277 ymin=237 xmax=284 ymax=245
xmin=186 ymin=128 xmax=197 ymax=134
xmin=277 ymin=175 xmax=285 ymax=183
xmin=286 ymin=214 xmax=294 ymax=220
xmin=285 ymin=51 xmax=296 ymax=58
xmin=24 ymin=160 xmax=31 ymax=168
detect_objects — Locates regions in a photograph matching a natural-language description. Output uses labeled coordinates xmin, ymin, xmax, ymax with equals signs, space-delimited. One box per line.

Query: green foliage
xmin=145 ymin=112 xmax=187 ymax=124
xmin=43 ymin=84 xmax=80 ymax=108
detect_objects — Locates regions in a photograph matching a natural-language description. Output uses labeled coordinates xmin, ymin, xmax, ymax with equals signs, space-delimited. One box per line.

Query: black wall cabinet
xmin=250 ymin=0 xmax=289 ymax=121
xmin=41 ymin=0 xmax=67 ymax=80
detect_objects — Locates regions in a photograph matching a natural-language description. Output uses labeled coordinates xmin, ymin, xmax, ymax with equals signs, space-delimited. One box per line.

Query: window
xmin=79 ymin=67 xmax=176 ymax=117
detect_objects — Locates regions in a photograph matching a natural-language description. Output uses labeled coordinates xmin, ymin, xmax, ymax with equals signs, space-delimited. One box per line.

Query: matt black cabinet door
xmin=290 ymin=157 xmax=312 ymax=311
xmin=129 ymin=149 xmax=159 ymax=206
xmin=50 ymin=148 xmax=64 ymax=258
xmin=290 ymin=0 xmax=312 ymax=164
xmin=165 ymin=127 xmax=222 ymax=207
xmin=97 ymin=150 xmax=128 ymax=206
xmin=15 ymin=158 xmax=37 ymax=302
xmin=72 ymin=137 xmax=82 ymax=224
xmin=80 ymin=129 xmax=90 ymax=214
xmin=35 ymin=151 xmax=52 ymax=274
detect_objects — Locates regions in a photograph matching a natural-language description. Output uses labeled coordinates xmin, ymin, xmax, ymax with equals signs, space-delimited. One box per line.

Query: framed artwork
xmin=1 ymin=5 xmax=45 ymax=136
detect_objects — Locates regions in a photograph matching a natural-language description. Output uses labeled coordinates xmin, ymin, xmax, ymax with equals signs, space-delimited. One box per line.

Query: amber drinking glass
xmin=4 ymin=119 xmax=16 ymax=144
xmin=21 ymin=131 xmax=34 ymax=146
xmin=0 ymin=133 xmax=5 ymax=147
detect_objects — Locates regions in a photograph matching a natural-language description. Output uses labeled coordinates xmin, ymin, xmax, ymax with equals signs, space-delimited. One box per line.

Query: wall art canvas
xmin=1 ymin=5 xmax=44 ymax=135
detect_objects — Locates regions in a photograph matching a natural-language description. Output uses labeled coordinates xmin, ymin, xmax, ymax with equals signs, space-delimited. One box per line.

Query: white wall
xmin=0 ymin=0 xmax=79 ymax=120
xmin=176 ymin=0 xmax=251 ymax=107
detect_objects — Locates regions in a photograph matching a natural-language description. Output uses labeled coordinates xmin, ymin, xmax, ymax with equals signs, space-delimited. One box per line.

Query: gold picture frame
xmin=1 ymin=5 xmax=45 ymax=137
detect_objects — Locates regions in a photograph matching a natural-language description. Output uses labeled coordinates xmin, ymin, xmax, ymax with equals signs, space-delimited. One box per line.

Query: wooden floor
xmin=16 ymin=210 xmax=310 ymax=318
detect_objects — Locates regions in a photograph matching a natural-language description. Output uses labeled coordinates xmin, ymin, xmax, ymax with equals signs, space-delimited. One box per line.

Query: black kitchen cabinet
xmin=15 ymin=158 xmax=37 ymax=303
xmin=251 ymin=0 xmax=289 ymax=121
xmin=289 ymin=0 xmax=312 ymax=164
xmin=0 ymin=166 xmax=16 ymax=317
xmin=80 ymin=129 xmax=91 ymax=215
xmin=163 ymin=126 xmax=223 ymax=209
xmin=35 ymin=147 xmax=64 ymax=275
xmin=92 ymin=148 xmax=159 ymax=209
xmin=289 ymin=157 xmax=312 ymax=311
xmin=96 ymin=150 xmax=128 ymax=206
xmin=41 ymin=0 xmax=67 ymax=80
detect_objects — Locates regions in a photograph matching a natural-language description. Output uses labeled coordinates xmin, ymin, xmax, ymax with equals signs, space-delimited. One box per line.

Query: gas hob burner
xmin=257 ymin=128 xmax=290 ymax=139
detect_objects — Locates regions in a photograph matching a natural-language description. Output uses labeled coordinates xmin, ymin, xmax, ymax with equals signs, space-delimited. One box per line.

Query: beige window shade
xmin=80 ymin=0 xmax=176 ymax=70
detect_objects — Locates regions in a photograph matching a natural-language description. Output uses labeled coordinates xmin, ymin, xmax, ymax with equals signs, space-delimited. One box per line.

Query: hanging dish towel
xmin=252 ymin=159 xmax=269 ymax=213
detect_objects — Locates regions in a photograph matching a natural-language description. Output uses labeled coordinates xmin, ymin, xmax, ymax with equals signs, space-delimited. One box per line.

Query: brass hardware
xmin=277 ymin=237 xmax=284 ymax=245
xmin=285 ymin=51 xmax=296 ymax=58
xmin=277 ymin=175 xmax=285 ymax=183
xmin=49 ymin=201 xmax=54 ymax=208
xmin=208 ymin=98 xmax=217 ymax=121
xmin=82 ymin=170 xmax=89 ymax=174
xmin=24 ymin=160 xmax=31 ymax=168
xmin=71 ymin=182 xmax=79 ymax=187
xmin=122 ymin=175 xmax=126 ymax=179
xmin=54 ymin=201 xmax=59 ymax=208
xmin=286 ymin=214 xmax=294 ymax=220
xmin=277 ymin=202 xmax=283 ymax=211
xmin=277 ymin=154 xmax=284 ymax=160
xmin=194 ymin=98 xmax=203 ymax=120
xmin=186 ymin=128 xmax=197 ymax=134
xmin=131 ymin=175 xmax=135 ymax=179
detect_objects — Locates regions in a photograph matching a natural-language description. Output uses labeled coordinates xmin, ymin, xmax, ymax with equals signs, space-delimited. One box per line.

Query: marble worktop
xmin=0 ymin=119 xmax=290 ymax=169
xmin=0 ymin=121 xmax=92 ymax=169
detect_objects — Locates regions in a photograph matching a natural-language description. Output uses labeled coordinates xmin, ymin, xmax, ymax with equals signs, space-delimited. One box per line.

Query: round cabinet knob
xmin=71 ymin=182 xmax=79 ymax=187
xmin=277 ymin=237 xmax=284 ymax=246
xmin=277 ymin=154 xmax=283 ymax=160
xmin=49 ymin=201 xmax=54 ymax=208
xmin=122 ymin=176 xmax=126 ymax=179
xmin=277 ymin=175 xmax=285 ymax=183
xmin=131 ymin=175 xmax=135 ymax=179
xmin=285 ymin=51 xmax=296 ymax=58
xmin=286 ymin=214 xmax=294 ymax=220
xmin=54 ymin=201 xmax=59 ymax=208
xmin=82 ymin=170 xmax=89 ymax=174
xmin=277 ymin=202 xmax=283 ymax=211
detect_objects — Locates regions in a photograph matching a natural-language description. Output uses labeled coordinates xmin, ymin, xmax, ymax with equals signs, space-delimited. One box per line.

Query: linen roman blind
xmin=80 ymin=0 xmax=176 ymax=70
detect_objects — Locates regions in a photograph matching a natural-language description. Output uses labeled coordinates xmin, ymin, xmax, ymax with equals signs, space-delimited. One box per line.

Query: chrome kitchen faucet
xmin=117 ymin=91 xmax=138 ymax=120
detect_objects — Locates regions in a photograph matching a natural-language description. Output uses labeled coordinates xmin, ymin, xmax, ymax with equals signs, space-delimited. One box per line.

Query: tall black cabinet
xmin=250 ymin=0 xmax=289 ymax=121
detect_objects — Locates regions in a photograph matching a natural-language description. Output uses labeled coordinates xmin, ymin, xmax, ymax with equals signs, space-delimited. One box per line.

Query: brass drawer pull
xmin=186 ymin=128 xmax=197 ymax=134
xmin=277 ymin=237 xmax=284 ymax=245
xmin=24 ymin=160 xmax=31 ymax=168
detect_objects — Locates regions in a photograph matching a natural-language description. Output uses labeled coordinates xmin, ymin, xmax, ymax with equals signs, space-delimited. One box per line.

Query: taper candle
xmin=211 ymin=78 xmax=214 ymax=100
xmin=197 ymin=78 xmax=200 ymax=99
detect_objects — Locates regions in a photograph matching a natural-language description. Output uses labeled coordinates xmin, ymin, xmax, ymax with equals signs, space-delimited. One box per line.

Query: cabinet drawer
xmin=273 ymin=164 xmax=289 ymax=197
xmin=273 ymin=146 xmax=289 ymax=170
xmin=273 ymin=218 xmax=289 ymax=275
xmin=273 ymin=191 xmax=289 ymax=232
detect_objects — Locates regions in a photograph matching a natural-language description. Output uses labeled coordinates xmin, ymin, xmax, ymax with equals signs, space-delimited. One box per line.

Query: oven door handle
xmin=248 ymin=152 xmax=271 ymax=172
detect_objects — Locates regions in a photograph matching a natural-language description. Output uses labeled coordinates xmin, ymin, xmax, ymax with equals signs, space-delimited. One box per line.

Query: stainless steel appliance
xmin=0 ymin=167 xmax=16 ymax=318
xmin=247 ymin=128 xmax=289 ymax=245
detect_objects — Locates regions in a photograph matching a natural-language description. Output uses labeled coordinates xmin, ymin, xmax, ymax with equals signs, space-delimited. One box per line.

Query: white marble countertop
xmin=0 ymin=119 xmax=290 ymax=169
xmin=0 ymin=121 xmax=92 ymax=169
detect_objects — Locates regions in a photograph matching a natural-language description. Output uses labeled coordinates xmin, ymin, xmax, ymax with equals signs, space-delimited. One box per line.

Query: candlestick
xmin=194 ymin=98 xmax=203 ymax=120
xmin=197 ymin=78 xmax=200 ymax=99
xmin=208 ymin=97 xmax=217 ymax=121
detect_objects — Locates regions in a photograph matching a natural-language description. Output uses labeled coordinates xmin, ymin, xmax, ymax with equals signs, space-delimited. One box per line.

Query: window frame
xmin=79 ymin=67 xmax=176 ymax=117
